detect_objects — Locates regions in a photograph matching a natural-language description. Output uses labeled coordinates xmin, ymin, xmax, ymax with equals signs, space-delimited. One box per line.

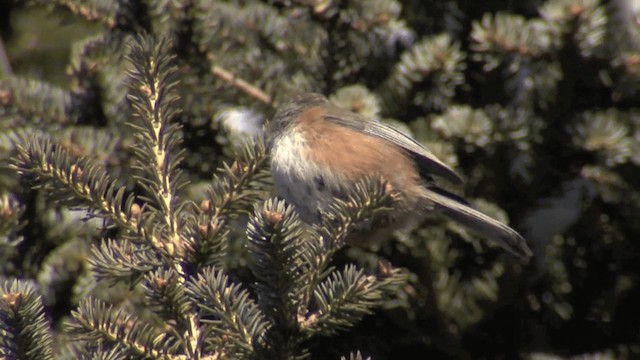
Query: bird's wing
xmin=322 ymin=106 xmax=463 ymax=184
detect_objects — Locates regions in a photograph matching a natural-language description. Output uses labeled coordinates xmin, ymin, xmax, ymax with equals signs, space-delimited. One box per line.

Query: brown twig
xmin=207 ymin=54 xmax=272 ymax=106
xmin=0 ymin=35 xmax=13 ymax=77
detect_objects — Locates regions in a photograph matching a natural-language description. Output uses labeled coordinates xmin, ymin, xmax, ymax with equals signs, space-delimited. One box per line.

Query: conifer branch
xmin=298 ymin=179 xmax=397 ymax=329
xmin=67 ymin=298 xmax=175 ymax=359
xmin=141 ymin=268 xmax=195 ymax=341
xmin=246 ymin=199 xmax=308 ymax=328
xmin=305 ymin=266 xmax=378 ymax=335
xmin=471 ymin=13 xmax=552 ymax=62
xmin=194 ymin=137 xmax=270 ymax=267
xmin=341 ymin=350 xmax=372 ymax=360
xmin=302 ymin=264 xmax=407 ymax=337
xmin=126 ymin=36 xmax=186 ymax=258
xmin=11 ymin=136 xmax=143 ymax=238
xmin=89 ymin=239 xmax=161 ymax=284
xmin=125 ymin=35 xmax=203 ymax=359
xmin=0 ymin=194 xmax=24 ymax=272
xmin=0 ymin=279 xmax=55 ymax=360
xmin=186 ymin=266 xmax=269 ymax=358
xmin=0 ymin=77 xmax=74 ymax=126
xmin=204 ymin=137 xmax=270 ymax=221
xmin=380 ymin=33 xmax=466 ymax=111
xmin=570 ymin=110 xmax=632 ymax=166
xmin=187 ymin=213 xmax=229 ymax=270
xmin=37 ymin=0 xmax=119 ymax=28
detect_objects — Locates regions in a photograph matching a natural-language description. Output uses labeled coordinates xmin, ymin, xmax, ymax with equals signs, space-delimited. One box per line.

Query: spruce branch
xmin=186 ymin=213 xmax=229 ymax=270
xmin=126 ymin=35 xmax=186 ymax=258
xmin=570 ymin=109 xmax=632 ymax=166
xmin=124 ymin=35 xmax=204 ymax=359
xmin=540 ymin=0 xmax=607 ymax=58
xmin=89 ymin=239 xmax=161 ymax=285
xmin=186 ymin=266 xmax=269 ymax=358
xmin=1 ymin=0 xmax=639 ymax=358
xmin=431 ymin=103 xmax=544 ymax=153
xmin=246 ymin=198 xmax=309 ymax=329
xmin=10 ymin=35 xmax=207 ymax=358
xmin=0 ymin=76 xmax=74 ymax=127
xmin=11 ymin=135 xmax=142 ymax=237
xmin=141 ymin=268 xmax=195 ymax=340
xmin=67 ymin=298 xmax=177 ymax=359
xmin=610 ymin=52 xmax=640 ymax=100
xmin=66 ymin=31 xmax=133 ymax=126
xmin=330 ymin=85 xmax=382 ymax=120
xmin=0 ymin=194 xmax=24 ymax=273
xmin=421 ymin=226 xmax=510 ymax=329
xmin=204 ymin=137 xmax=270 ymax=221
xmin=608 ymin=0 xmax=640 ymax=52
xmin=432 ymin=264 xmax=505 ymax=328
xmin=36 ymin=235 xmax=89 ymax=307
xmin=307 ymin=266 xmax=375 ymax=333
xmin=568 ymin=109 xmax=637 ymax=167
xmin=194 ymin=137 xmax=270 ymax=267
xmin=341 ymin=350 xmax=372 ymax=360
xmin=68 ymin=33 xmax=114 ymax=73
xmin=60 ymin=342 xmax=128 ymax=360
xmin=483 ymin=104 xmax=544 ymax=151
xmin=470 ymin=12 xmax=564 ymax=108
xmin=470 ymin=13 xmax=555 ymax=69
xmin=10 ymin=135 xmax=174 ymax=279
xmin=61 ymin=342 xmax=128 ymax=360
xmin=0 ymin=279 xmax=55 ymax=360
xmin=49 ymin=0 xmax=118 ymax=27
xmin=380 ymin=33 xmax=465 ymax=111
xmin=244 ymin=185 xmax=404 ymax=355
xmin=298 ymin=179 xmax=397 ymax=325
xmin=193 ymin=2 xmax=323 ymax=101
xmin=580 ymin=164 xmax=638 ymax=204
xmin=302 ymin=264 xmax=407 ymax=337
xmin=339 ymin=0 xmax=414 ymax=59
xmin=312 ymin=0 xmax=412 ymax=83
xmin=314 ymin=178 xmax=395 ymax=261
xmin=432 ymin=105 xmax=494 ymax=148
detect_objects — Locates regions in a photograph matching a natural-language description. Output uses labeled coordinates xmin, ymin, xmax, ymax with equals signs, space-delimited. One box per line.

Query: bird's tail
xmin=419 ymin=187 xmax=533 ymax=260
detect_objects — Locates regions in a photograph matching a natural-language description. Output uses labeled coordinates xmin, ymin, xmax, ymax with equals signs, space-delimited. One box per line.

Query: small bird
xmin=268 ymin=92 xmax=532 ymax=259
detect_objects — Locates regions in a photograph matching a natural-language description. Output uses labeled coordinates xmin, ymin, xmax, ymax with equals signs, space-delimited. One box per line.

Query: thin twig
xmin=207 ymin=54 xmax=272 ymax=106
xmin=0 ymin=35 xmax=13 ymax=76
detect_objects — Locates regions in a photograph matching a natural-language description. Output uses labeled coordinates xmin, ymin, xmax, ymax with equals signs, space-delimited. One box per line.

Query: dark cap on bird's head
xmin=270 ymin=93 xmax=329 ymax=134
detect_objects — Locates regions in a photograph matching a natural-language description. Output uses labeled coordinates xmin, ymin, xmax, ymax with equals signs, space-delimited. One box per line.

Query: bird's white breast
xmin=270 ymin=131 xmax=340 ymax=223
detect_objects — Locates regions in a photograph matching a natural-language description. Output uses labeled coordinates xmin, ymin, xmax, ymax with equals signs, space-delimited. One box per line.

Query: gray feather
xmin=420 ymin=187 xmax=533 ymax=259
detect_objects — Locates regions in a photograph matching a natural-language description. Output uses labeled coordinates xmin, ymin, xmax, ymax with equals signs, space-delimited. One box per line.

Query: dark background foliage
xmin=1 ymin=0 xmax=639 ymax=359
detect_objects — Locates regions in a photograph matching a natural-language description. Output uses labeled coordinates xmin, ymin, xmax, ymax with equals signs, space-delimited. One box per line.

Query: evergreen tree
xmin=1 ymin=0 xmax=639 ymax=359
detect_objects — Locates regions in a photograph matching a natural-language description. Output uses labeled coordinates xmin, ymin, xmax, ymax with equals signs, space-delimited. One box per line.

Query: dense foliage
xmin=1 ymin=0 xmax=639 ymax=359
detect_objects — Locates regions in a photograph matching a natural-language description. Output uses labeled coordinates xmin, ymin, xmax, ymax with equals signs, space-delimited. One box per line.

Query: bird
xmin=268 ymin=92 xmax=532 ymax=259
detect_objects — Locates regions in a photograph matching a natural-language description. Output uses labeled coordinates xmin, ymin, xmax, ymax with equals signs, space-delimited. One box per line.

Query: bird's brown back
xmin=294 ymin=105 xmax=423 ymax=211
